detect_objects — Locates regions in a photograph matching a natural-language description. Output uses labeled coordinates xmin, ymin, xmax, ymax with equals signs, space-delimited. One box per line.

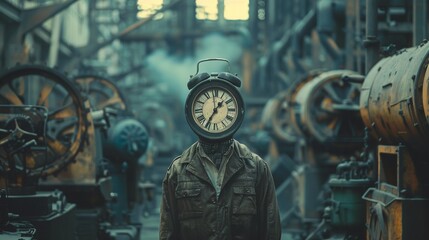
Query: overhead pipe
xmin=364 ymin=0 xmax=379 ymax=74
xmin=291 ymin=9 xmax=317 ymax=74
xmin=413 ymin=0 xmax=428 ymax=46
xmin=316 ymin=0 xmax=345 ymax=67
xmin=268 ymin=9 xmax=316 ymax=86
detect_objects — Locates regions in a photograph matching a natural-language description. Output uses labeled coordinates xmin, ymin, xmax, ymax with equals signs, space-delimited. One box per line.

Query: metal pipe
xmin=316 ymin=0 xmax=345 ymax=66
xmin=364 ymin=0 xmax=379 ymax=74
xmin=413 ymin=0 xmax=428 ymax=46
xmin=48 ymin=14 xmax=62 ymax=67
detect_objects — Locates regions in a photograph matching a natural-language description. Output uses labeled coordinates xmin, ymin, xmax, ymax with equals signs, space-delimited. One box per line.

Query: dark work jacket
xmin=159 ymin=140 xmax=281 ymax=240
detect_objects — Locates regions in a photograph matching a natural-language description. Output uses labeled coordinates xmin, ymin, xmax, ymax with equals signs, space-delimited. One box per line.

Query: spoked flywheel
xmin=262 ymin=72 xmax=321 ymax=143
xmin=293 ymin=70 xmax=364 ymax=147
xmin=0 ymin=64 xmax=88 ymax=177
xmin=73 ymin=74 xmax=127 ymax=111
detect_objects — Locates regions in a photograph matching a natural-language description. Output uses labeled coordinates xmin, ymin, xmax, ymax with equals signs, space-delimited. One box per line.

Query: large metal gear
xmin=0 ymin=64 xmax=89 ymax=177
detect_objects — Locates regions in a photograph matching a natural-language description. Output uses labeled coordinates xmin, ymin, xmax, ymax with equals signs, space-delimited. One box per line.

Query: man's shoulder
xmin=167 ymin=142 xmax=199 ymax=171
xmin=233 ymin=140 xmax=265 ymax=163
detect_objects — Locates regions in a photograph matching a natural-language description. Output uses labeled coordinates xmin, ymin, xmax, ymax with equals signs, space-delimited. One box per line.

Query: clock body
xmin=185 ymin=78 xmax=244 ymax=141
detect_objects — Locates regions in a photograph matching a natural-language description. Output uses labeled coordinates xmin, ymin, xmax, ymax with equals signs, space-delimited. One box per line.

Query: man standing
xmin=159 ymin=59 xmax=281 ymax=240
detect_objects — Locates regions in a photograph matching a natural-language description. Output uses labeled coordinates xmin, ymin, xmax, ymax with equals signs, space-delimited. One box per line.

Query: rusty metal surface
xmin=43 ymin=104 xmax=97 ymax=184
xmin=365 ymin=189 xmax=429 ymax=240
xmin=377 ymin=145 xmax=420 ymax=197
xmin=360 ymin=41 xmax=429 ymax=149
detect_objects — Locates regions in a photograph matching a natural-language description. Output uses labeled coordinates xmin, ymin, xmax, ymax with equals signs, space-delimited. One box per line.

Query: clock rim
xmin=185 ymin=80 xmax=245 ymax=141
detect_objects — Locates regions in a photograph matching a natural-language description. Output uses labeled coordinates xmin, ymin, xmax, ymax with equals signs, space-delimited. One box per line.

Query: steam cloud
xmin=145 ymin=33 xmax=244 ymax=102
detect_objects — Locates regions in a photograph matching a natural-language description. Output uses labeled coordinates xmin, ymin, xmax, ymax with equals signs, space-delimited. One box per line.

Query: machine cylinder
xmin=329 ymin=178 xmax=372 ymax=229
xmin=360 ymin=42 xmax=429 ymax=149
xmin=104 ymin=118 xmax=149 ymax=162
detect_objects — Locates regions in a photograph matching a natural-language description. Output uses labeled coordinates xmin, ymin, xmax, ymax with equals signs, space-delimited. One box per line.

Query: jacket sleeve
xmin=159 ymin=162 xmax=179 ymax=240
xmin=256 ymin=158 xmax=282 ymax=240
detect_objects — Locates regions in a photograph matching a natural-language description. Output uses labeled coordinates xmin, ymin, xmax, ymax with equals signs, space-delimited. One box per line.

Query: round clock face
xmin=192 ymin=87 xmax=237 ymax=133
xmin=185 ymin=80 xmax=244 ymax=141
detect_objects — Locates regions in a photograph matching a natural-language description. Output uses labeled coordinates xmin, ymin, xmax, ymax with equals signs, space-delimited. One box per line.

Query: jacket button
xmin=211 ymin=198 xmax=216 ymax=204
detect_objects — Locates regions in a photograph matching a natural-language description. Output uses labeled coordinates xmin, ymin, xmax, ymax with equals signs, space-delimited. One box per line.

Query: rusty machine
xmin=263 ymin=69 xmax=372 ymax=239
xmin=302 ymin=41 xmax=429 ymax=240
xmin=360 ymin=42 xmax=429 ymax=239
xmin=0 ymin=65 xmax=149 ymax=240
xmin=72 ymin=74 xmax=150 ymax=238
xmin=254 ymin=0 xmax=429 ymax=239
xmin=0 ymin=64 xmax=88 ymax=240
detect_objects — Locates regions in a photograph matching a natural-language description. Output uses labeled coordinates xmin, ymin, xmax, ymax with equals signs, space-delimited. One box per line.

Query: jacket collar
xmin=182 ymin=140 xmax=253 ymax=188
xmin=182 ymin=142 xmax=212 ymax=185
xmin=221 ymin=140 xmax=252 ymax=188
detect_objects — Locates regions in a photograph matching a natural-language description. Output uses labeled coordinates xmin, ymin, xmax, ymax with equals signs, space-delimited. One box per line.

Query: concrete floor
xmin=140 ymin=213 xmax=160 ymax=240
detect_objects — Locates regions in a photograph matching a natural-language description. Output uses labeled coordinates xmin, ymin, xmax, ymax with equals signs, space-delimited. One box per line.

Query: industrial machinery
xmin=74 ymin=74 xmax=128 ymax=111
xmin=263 ymin=69 xmax=365 ymax=237
xmin=73 ymin=74 xmax=149 ymax=239
xmin=0 ymin=64 xmax=89 ymax=240
xmin=0 ymin=66 xmax=150 ymax=240
xmin=305 ymin=40 xmax=429 ymax=240
xmin=255 ymin=0 xmax=429 ymax=238
xmin=360 ymin=41 xmax=429 ymax=239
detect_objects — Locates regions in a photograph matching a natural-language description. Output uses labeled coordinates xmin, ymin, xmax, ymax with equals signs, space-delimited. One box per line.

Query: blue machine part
xmin=104 ymin=118 xmax=149 ymax=163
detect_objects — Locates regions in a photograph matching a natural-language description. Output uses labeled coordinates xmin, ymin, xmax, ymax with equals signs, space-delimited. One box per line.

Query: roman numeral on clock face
xmin=226 ymin=115 xmax=234 ymax=121
xmin=194 ymin=108 xmax=203 ymax=114
xmin=203 ymin=92 xmax=210 ymax=99
xmin=197 ymin=115 xmax=205 ymax=123
xmin=225 ymin=98 xmax=233 ymax=104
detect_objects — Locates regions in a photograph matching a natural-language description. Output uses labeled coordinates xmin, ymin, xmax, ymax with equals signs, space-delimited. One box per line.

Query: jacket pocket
xmin=231 ymin=186 xmax=257 ymax=239
xmin=232 ymin=186 xmax=257 ymax=215
xmin=175 ymin=188 xmax=203 ymax=217
xmin=175 ymin=188 xmax=201 ymax=198
xmin=175 ymin=188 xmax=205 ymax=239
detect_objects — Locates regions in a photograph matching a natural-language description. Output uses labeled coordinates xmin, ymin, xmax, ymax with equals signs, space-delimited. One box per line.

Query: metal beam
xmin=0 ymin=0 xmax=20 ymax=23
xmin=120 ymin=29 xmax=244 ymax=42
xmin=364 ymin=0 xmax=379 ymax=74
xmin=19 ymin=0 xmax=77 ymax=38
xmin=63 ymin=0 xmax=182 ymax=71
xmin=413 ymin=0 xmax=428 ymax=46
xmin=33 ymin=28 xmax=74 ymax=56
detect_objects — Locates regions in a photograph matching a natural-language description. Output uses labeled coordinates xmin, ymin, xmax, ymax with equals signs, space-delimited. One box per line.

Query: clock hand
xmin=212 ymin=95 xmax=216 ymax=109
xmin=206 ymin=101 xmax=224 ymax=125
xmin=217 ymin=101 xmax=224 ymax=108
